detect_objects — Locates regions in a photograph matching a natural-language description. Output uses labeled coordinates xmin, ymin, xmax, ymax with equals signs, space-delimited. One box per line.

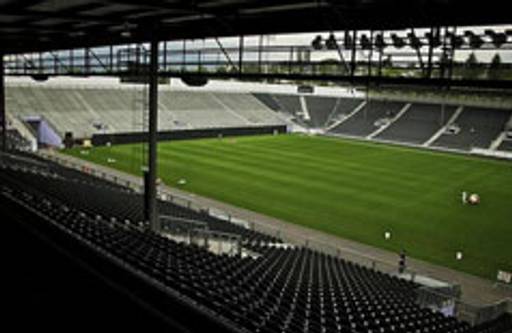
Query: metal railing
xmin=38 ymin=149 xmax=512 ymax=326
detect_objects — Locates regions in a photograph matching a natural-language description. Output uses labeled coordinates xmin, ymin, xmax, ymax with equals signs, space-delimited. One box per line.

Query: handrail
xmin=37 ymin=149 xmax=512 ymax=325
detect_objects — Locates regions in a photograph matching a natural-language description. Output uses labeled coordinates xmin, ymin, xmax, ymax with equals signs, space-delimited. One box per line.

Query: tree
xmin=462 ymin=52 xmax=481 ymax=80
xmin=318 ymin=58 xmax=341 ymax=76
xmin=436 ymin=52 xmax=451 ymax=78
xmin=465 ymin=52 xmax=478 ymax=67
xmin=487 ymin=53 xmax=502 ymax=80
xmin=215 ymin=65 xmax=228 ymax=74
xmin=383 ymin=55 xmax=393 ymax=68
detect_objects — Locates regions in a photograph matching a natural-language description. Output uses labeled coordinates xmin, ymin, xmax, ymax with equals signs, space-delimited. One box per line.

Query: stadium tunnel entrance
xmin=24 ymin=116 xmax=62 ymax=148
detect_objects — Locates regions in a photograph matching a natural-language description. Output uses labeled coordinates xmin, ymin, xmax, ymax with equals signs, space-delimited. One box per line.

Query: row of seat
xmin=7 ymin=86 xmax=285 ymax=138
xmin=0 ymin=153 xmax=278 ymax=245
xmin=1 ymin=152 xmax=509 ymax=333
xmin=2 ymin=129 xmax=31 ymax=151
xmin=254 ymin=93 xmax=512 ymax=152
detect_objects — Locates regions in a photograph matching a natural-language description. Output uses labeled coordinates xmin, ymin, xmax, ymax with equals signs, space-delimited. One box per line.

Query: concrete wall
xmin=90 ymin=125 xmax=287 ymax=146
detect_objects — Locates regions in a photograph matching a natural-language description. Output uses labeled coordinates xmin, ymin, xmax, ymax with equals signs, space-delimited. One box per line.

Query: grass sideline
xmin=65 ymin=134 xmax=512 ymax=280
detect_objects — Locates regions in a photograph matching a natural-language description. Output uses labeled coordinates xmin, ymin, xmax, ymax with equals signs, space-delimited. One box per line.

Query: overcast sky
xmin=9 ymin=24 xmax=511 ymax=68
xmin=176 ymin=24 xmax=512 ymax=64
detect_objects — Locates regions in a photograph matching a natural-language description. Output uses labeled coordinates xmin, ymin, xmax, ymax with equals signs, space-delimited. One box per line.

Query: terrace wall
xmin=90 ymin=125 xmax=288 ymax=146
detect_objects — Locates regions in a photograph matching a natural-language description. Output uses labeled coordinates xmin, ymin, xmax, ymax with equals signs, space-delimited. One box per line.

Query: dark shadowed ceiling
xmin=1 ymin=0 xmax=511 ymax=54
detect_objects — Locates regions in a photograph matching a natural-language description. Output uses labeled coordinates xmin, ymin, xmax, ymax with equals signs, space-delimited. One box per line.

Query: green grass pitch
xmin=65 ymin=134 xmax=512 ymax=280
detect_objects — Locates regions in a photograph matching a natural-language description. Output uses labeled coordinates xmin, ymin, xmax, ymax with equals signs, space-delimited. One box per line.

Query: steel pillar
xmin=350 ymin=30 xmax=358 ymax=79
xmin=238 ymin=35 xmax=244 ymax=75
xmin=147 ymin=37 xmax=160 ymax=231
xmin=0 ymin=53 xmax=5 ymax=151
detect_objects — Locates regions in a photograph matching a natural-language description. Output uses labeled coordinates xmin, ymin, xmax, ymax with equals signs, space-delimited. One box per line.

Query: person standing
xmin=398 ymin=249 xmax=407 ymax=274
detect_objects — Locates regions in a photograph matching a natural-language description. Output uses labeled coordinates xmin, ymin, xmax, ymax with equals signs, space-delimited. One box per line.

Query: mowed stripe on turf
xmin=65 ymin=134 xmax=512 ymax=279
xmin=155 ymin=137 xmax=509 ymax=274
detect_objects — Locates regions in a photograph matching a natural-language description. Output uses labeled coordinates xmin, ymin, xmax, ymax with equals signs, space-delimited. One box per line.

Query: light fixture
xmin=449 ymin=34 xmax=464 ymax=49
xmin=464 ymin=31 xmax=484 ymax=49
xmin=374 ymin=34 xmax=387 ymax=50
xmin=407 ymin=32 xmax=422 ymax=49
xmin=69 ymin=31 xmax=85 ymax=38
xmin=325 ymin=33 xmax=338 ymax=50
xmin=121 ymin=22 xmax=132 ymax=38
xmin=492 ymin=33 xmax=507 ymax=48
xmin=484 ymin=29 xmax=495 ymax=36
xmin=31 ymin=74 xmax=49 ymax=82
xmin=391 ymin=34 xmax=405 ymax=48
xmin=311 ymin=35 xmax=323 ymax=50
xmin=485 ymin=30 xmax=507 ymax=48
xmin=424 ymin=32 xmax=441 ymax=48
xmin=360 ymin=34 xmax=371 ymax=50
xmin=181 ymin=75 xmax=209 ymax=87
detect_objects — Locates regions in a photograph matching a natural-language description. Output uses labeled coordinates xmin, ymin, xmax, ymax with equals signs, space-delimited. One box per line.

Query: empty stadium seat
xmin=1 ymin=151 xmax=500 ymax=333
xmin=6 ymin=86 xmax=285 ymax=139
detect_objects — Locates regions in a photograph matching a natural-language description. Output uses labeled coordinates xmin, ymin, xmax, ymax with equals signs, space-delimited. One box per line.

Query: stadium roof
xmin=1 ymin=0 xmax=511 ymax=54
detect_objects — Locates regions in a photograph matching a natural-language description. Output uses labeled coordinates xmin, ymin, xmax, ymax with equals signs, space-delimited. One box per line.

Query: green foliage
xmin=382 ymin=55 xmax=393 ymax=67
xmin=488 ymin=53 xmax=503 ymax=81
xmin=465 ymin=52 xmax=478 ymax=66
xmin=463 ymin=52 xmax=483 ymax=80
xmin=215 ymin=66 xmax=228 ymax=74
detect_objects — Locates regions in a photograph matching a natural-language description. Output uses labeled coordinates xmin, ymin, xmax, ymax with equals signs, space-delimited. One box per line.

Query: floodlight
xmin=483 ymin=29 xmax=507 ymax=47
xmin=491 ymin=33 xmax=507 ymax=48
xmin=121 ymin=22 xmax=133 ymax=38
xmin=374 ymin=34 xmax=387 ymax=50
xmin=449 ymin=34 xmax=464 ymax=49
xmin=325 ymin=33 xmax=338 ymax=50
xmin=468 ymin=34 xmax=484 ymax=49
xmin=311 ymin=35 xmax=323 ymax=50
xmin=181 ymin=75 xmax=209 ymax=87
xmin=360 ymin=34 xmax=371 ymax=50
xmin=69 ymin=31 xmax=85 ymax=38
xmin=424 ymin=32 xmax=441 ymax=48
xmin=407 ymin=32 xmax=423 ymax=49
xmin=464 ymin=31 xmax=481 ymax=44
xmin=391 ymin=34 xmax=405 ymax=48
xmin=31 ymin=74 xmax=49 ymax=82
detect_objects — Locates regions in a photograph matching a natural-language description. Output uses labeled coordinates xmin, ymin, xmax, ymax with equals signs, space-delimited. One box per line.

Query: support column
xmin=426 ymin=27 xmax=436 ymax=79
xmin=238 ymin=35 xmax=244 ymax=77
xmin=350 ymin=30 xmax=358 ymax=79
xmin=0 ymin=53 xmax=6 ymax=151
xmin=147 ymin=37 xmax=160 ymax=231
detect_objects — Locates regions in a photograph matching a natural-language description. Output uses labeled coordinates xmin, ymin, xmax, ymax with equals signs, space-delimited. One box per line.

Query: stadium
xmin=1 ymin=1 xmax=512 ymax=332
